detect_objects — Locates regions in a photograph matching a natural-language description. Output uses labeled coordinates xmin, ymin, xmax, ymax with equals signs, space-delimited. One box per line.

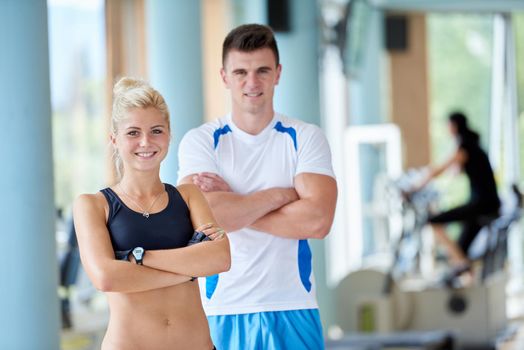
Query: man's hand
xmin=181 ymin=173 xmax=299 ymax=232
xmin=193 ymin=172 xmax=232 ymax=192
xmin=195 ymin=222 xmax=227 ymax=241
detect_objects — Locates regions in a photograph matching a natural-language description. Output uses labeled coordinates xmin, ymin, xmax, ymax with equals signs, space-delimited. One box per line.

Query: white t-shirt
xmin=178 ymin=113 xmax=335 ymax=315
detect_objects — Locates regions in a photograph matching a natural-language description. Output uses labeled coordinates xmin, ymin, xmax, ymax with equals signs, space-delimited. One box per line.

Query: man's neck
xmin=231 ymin=108 xmax=275 ymax=135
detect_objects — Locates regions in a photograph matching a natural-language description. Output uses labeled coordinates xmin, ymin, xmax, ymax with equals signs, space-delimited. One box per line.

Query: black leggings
xmin=428 ymin=201 xmax=499 ymax=255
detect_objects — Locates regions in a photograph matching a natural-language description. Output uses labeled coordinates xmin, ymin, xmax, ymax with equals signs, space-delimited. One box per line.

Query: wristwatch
xmin=132 ymin=247 xmax=145 ymax=265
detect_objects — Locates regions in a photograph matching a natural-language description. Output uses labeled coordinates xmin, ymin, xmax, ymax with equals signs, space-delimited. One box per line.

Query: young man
xmin=178 ymin=24 xmax=337 ymax=349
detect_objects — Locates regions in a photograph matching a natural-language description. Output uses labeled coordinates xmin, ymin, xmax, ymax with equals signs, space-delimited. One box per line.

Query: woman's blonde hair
xmin=111 ymin=77 xmax=170 ymax=178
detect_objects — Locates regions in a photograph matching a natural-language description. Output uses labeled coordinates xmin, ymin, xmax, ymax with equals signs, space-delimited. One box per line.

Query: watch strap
xmin=115 ymin=249 xmax=133 ymax=261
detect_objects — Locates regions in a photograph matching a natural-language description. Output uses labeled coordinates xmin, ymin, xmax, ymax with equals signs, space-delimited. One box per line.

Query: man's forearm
xmin=250 ymin=174 xmax=337 ymax=239
xmin=250 ymin=197 xmax=335 ymax=239
xmin=203 ymin=188 xmax=298 ymax=232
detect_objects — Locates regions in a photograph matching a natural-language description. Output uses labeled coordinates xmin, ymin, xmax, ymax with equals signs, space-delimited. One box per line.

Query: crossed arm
xmin=181 ymin=172 xmax=337 ymax=239
xmin=73 ymin=185 xmax=230 ymax=294
xmin=141 ymin=184 xmax=231 ymax=277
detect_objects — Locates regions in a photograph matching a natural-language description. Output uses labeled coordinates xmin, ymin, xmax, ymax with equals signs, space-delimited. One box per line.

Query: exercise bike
xmin=332 ymin=174 xmax=523 ymax=349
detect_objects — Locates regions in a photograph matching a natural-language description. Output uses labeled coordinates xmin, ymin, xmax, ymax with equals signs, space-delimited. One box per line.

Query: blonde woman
xmin=73 ymin=77 xmax=230 ymax=350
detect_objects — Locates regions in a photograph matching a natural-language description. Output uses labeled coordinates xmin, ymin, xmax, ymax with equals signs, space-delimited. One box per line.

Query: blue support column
xmin=231 ymin=0 xmax=267 ymax=25
xmin=146 ymin=0 xmax=204 ymax=184
xmin=348 ymin=8 xmax=387 ymax=257
xmin=273 ymin=0 xmax=321 ymax=125
xmin=0 ymin=1 xmax=60 ymax=349
xmin=348 ymin=7 xmax=385 ymax=125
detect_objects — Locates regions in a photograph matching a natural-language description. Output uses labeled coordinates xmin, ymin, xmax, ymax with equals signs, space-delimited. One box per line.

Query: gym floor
xmin=60 ymin=296 xmax=524 ymax=350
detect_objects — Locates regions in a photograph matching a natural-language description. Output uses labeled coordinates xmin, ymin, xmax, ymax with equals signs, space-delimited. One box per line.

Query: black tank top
xmin=461 ymin=140 xmax=500 ymax=210
xmin=100 ymin=184 xmax=194 ymax=251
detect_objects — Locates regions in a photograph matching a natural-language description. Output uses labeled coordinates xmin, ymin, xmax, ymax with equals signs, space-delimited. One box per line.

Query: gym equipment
xmin=333 ymin=183 xmax=522 ymax=349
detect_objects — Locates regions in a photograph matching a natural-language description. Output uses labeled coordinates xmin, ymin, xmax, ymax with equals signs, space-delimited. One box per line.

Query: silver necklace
xmin=117 ymin=183 xmax=165 ymax=218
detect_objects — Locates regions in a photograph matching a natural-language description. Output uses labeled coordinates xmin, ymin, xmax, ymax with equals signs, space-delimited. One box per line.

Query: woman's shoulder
xmin=75 ymin=191 xmax=106 ymax=203
xmin=73 ymin=192 xmax=108 ymax=215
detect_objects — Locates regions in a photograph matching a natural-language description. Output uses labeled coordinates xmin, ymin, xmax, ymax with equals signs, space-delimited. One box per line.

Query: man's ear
xmin=220 ymin=68 xmax=230 ymax=89
xmin=275 ymin=64 xmax=282 ymax=86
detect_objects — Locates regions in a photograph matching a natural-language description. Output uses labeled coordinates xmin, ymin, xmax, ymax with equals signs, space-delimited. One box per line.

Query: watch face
xmin=133 ymin=247 xmax=144 ymax=257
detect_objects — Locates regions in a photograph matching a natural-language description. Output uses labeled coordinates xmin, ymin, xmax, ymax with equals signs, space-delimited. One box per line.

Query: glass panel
xmin=48 ymin=0 xmax=107 ymax=336
xmin=360 ymin=143 xmax=388 ymax=257
xmin=427 ymin=14 xmax=494 ymax=209
xmin=48 ymin=0 xmax=107 ymax=212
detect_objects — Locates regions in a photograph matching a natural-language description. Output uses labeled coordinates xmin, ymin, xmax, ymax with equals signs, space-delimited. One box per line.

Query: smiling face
xmin=111 ymin=106 xmax=170 ymax=175
xmin=221 ymin=48 xmax=281 ymax=117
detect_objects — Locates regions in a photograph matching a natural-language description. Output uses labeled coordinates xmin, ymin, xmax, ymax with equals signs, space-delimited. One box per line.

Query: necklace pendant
xmin=143 ymin=212 xmax=150 ymax=218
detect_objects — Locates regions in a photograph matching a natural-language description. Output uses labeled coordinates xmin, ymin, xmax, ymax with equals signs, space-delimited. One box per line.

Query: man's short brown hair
xmin=222 ymin=24 xmax=279 ymax=67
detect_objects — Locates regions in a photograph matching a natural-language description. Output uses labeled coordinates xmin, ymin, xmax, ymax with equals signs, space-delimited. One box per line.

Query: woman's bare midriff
xmin=101 ymin=281 xmax=213 ymax=350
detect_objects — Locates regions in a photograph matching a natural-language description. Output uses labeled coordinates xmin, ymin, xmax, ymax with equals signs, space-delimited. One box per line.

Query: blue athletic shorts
xmin=207 ymin=309 xmax=324 ymax=350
